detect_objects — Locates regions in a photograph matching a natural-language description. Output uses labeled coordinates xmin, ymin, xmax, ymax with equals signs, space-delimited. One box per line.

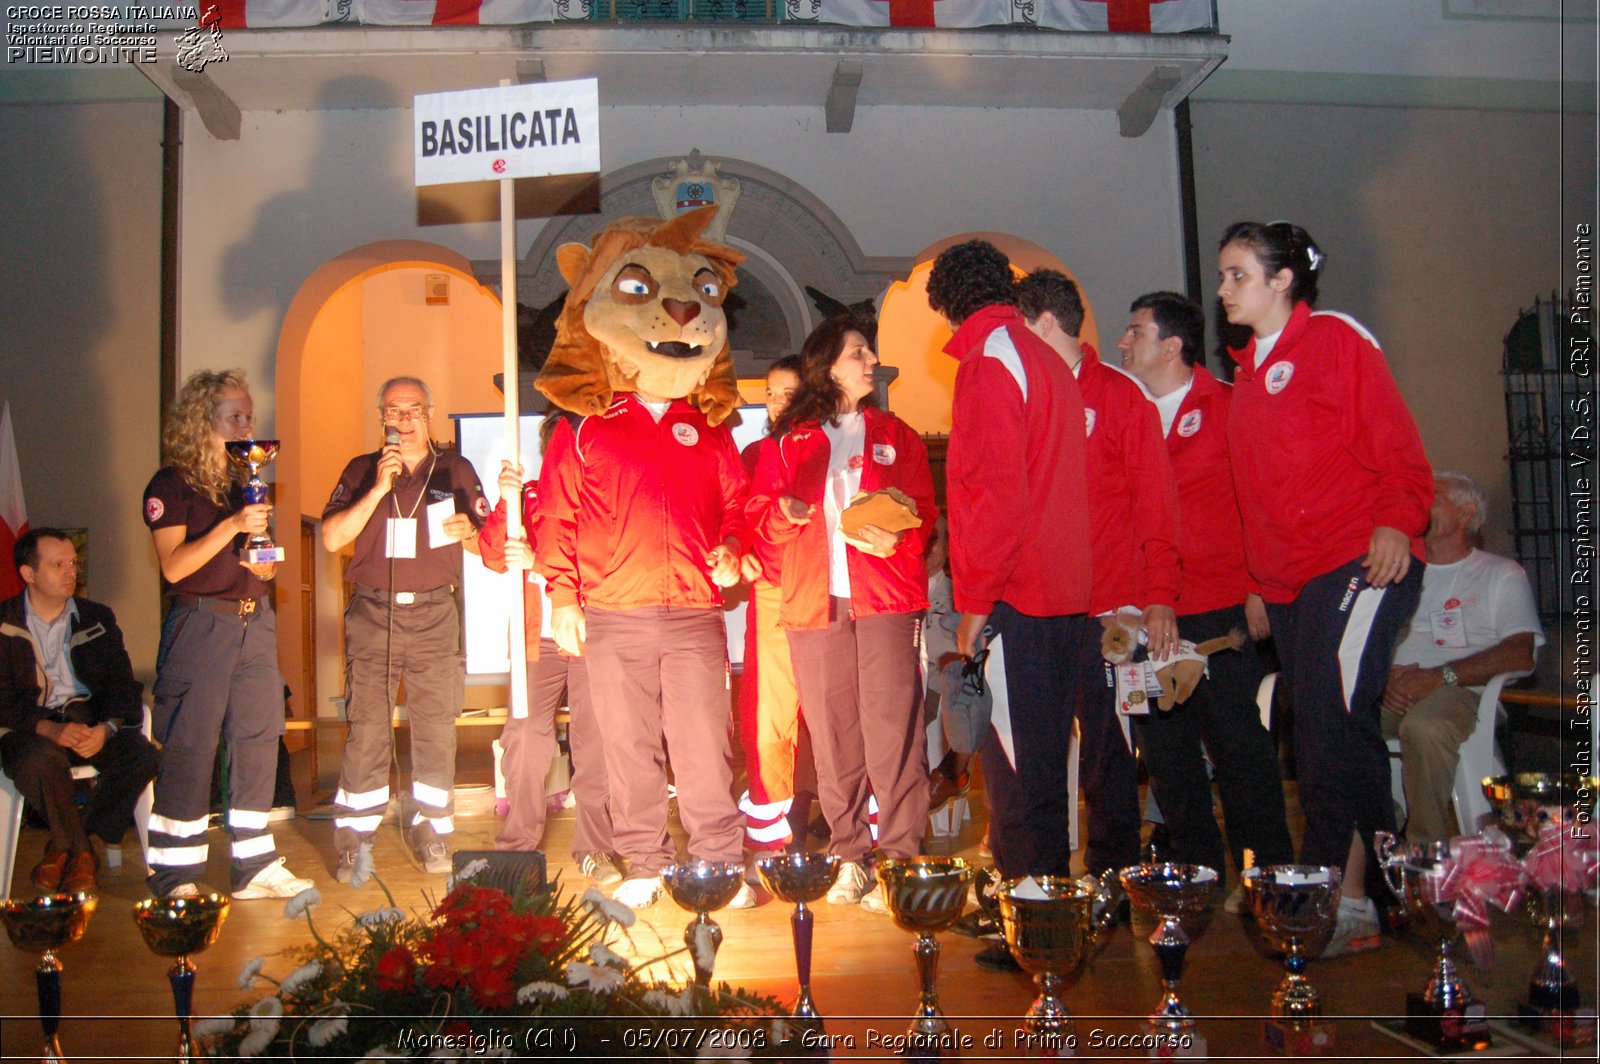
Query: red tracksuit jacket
xmin=746 ymin=406 xmax=937 ymax=631
xmin=537 ymin=394 xmax=748 ymax=611
xmin=1077 ymin=344 xmax=1181 ymax=615
xmin=1161 ymin=364 xmax=1251 ymax=617
xmin=479 ymin=482 xmax=545 ymax=658
xmin=944 ymin=304 xmax=1092 ymax=618
xmin=1227 ymin=302 xmax=1432 ymax=604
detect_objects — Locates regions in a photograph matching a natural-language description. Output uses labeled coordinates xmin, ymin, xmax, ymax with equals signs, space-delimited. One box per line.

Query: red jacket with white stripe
xmin=746 ymin=407 xmax=936 ymax=630
xmin=944 ymin=304 xmax=1092 ymax=618
xmin=1161 ymin=364 xmax=1251 ymax=616
xmin=1077 ymin=344 xmax=1181 ymax=615
xmin=478 ymin=481 xmax=545 ymax=658
xmin=1227 ymin=301 xmax=1432 ymax=604
xmin=536 ymin=394 xmax=748 ymax=612
xmin=740 ymin=436 xmax=785 ymax=584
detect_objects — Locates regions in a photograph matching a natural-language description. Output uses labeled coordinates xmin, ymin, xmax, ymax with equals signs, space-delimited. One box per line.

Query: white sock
xmin=1340 ymin=895 xmax=1375 ymax=916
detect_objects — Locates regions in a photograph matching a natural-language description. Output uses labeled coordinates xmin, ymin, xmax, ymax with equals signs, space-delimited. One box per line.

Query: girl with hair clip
xmin=1218 ymin=221 xmax=1432 ymax=955
xmin=141 ymin=369 xmax=314 ymax=900
xmin=746 ymin=315 xmax=938 ymax=912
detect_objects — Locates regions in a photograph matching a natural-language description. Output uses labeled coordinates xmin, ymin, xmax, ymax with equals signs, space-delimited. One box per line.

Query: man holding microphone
xmin=322 ymin=377 xmax=486 ymax=878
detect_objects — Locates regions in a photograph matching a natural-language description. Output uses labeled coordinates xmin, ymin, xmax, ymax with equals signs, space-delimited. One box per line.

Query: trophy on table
xmin=755 ymin=852 xmax=840 ymax=1031
xmin=1119 ymin=863 xmax=1217 ymax=1053
xmin=133 ymin=894 xmax=231 ymax=1062
xmin=2 ymin=892 xmax=97 ymax=1064
xmin=1240 ymin=865 xmax=1342 ymax=1056
xmin=875 ymin=856 xmax=974 ymax=1057
xmin=223 ymin=440 xmax=284 ymax=564
xmin=1483 ymin=772 xmax=1600 ymax=1048
xmin=1373 ymin=834 xmax=1492 ymax=1051
xmin=997 ymin=875 xmax=1116 ymax=1050
xmin=661 ymin=860 xmax=746 ymax=990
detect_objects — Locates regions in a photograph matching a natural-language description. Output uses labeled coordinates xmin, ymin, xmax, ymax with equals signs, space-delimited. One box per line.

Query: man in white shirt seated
xmin=1381 ymin=472 xmax=1543 ymax=843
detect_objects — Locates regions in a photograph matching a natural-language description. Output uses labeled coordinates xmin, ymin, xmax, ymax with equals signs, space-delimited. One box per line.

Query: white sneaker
xmin=726 ymin=881 xmax=757 ymax=910
xmin=233 ymin=857 xmax=316 ymax=900
xmin=1223 ymin=886 xmax=1248 ymax=915
xmin=611 ymin=875 xmax=664 ymax=910
xmin=268 ymin=805 xmax=296 ymax=823
xmin=1320 ymin=896 xmax=1382 ymax=958
xmin=858 ymin=885 xmax=892 ymax=916
xmin=826 ymin=860 xmax=873 ymax=905
xmin=167 ymin=882 xmax=201 ymax=899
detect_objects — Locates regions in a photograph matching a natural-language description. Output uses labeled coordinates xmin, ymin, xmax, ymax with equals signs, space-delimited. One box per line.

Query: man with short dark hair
xmin=1 ymin=528 xmax=157 ymax=894
xmin=1119 ymin=291 xmax=1294 ymax=900
xmin=925 ymin=242 xmax=1094 ymax=898
xmin=1382 ymin=471 xmax=1542 ymax=843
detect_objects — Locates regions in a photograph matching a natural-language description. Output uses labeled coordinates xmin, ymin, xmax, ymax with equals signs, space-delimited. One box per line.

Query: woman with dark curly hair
xmin=141 ymin=369 xmax=314 ymax=900
xmin=746 ymin=315 xmax=937 ymax=911
xmin=1219 ymin=221 xmax=1431 ymax=955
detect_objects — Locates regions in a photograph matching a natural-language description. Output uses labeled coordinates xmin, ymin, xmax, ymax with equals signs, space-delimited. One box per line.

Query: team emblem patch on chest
xmin=145 ymin=497 xmax=164 ymax=522
xmin=672 ymin=423 xmax=700 ymax=447
xmin=1177 ymin=410 xmax=1202 ymax=438
xmin=1085 ymin=409 xmax=1097 ymax=437
xmin=1265 ymin=362 xmax=1295 ymax=395
xmin=872 ymin=443 xmax=896 ymax=465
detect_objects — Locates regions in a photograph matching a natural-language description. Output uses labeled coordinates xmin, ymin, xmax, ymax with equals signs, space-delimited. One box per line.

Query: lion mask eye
xmin=612 ymin=264 xmax=657 ymax=304
xmin=693 ymin=268 xmax=725 ymax=306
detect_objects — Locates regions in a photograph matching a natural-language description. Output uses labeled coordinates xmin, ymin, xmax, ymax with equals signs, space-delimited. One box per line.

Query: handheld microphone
xmin=384 ymin=427 xmax=401 ymax=488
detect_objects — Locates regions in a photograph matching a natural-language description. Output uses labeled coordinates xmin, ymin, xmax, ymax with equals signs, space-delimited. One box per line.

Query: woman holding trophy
xmin=140 ymin=369 xmax=314 ymax=901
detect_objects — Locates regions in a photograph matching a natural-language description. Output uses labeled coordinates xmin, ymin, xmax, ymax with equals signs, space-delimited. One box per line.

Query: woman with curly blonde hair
xmin=140 ymin=369 xmax=314 ymax=901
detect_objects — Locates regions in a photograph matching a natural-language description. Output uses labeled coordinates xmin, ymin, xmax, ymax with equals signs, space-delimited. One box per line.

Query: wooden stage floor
xmin=2 ymin=768 xmax=1596 ymax=1059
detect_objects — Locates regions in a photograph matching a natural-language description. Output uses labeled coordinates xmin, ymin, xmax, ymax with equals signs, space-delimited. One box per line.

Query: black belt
xmin=355 ymin=584 xmax=455 ymax=606
xmin=168 ymin=593 xmax=268 ymax=618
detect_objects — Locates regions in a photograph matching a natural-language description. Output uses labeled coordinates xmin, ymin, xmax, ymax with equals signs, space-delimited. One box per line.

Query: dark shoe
xmin=953 ymin=909 xmax=1000 ymax=939
xmin=975 ymin=943 xmax=1022 ymax=972
xmin=407 ymin=821 xmax=452 ymax=875
xmin=928 ymin=769 xmax=970 ymax=810
xmin=62 ymin=851 xmax=98 ymax=894
xmin=31 ymin=850 xmax=70 ymax=893
xmin=579 ymin=851 xmax=624 ymax=889
xmin=333 ymin=828 xmax=374 ymax=885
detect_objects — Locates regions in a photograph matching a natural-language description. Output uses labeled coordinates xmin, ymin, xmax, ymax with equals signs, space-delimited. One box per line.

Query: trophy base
xmin=244 ymin=545 xmax=285 ymax=564
xmin=1263 ymin=1018 xmax=1335 ymax=1056
xmin=1403 ymin=993 xmax=1491 ymax=1051
xmin=1145 ymin=1025 xmax=1205 ymax=1059
xmin=1515 ymin=1002 xmax=1598 ymax=1047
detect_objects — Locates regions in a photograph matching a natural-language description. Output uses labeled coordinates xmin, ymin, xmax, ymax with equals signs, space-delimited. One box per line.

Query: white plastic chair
xmin=0 ymin=703 xmax=154 ymax=898
xmin=1387 ymin=671 xmax=1526 ymax=838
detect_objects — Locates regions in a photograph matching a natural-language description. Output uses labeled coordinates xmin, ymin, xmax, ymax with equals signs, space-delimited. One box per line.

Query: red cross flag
xmin=0 ymin=402 xmax=28 ymax=601
xmin=801 ymin=0 xmax=1015 ymax=28
xmin=1033 ymin=0 xmax=1212 ymax=33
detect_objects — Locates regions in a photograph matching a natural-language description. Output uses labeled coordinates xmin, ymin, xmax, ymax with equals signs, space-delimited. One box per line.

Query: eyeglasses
xmin=381 ymin=406 xmax=429 ymax=424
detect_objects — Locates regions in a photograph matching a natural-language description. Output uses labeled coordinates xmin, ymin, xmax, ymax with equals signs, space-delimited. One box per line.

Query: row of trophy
xmin=2 ymin=892 xmax=230 ymax=1062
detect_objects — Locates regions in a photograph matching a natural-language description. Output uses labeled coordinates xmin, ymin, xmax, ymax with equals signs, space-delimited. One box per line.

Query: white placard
xmin=414 ymin=79 xmax=600 ymax=188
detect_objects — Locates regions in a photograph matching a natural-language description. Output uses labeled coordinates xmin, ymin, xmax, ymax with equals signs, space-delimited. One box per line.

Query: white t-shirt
xmin=1393 ymin=549 xmax=1545 ymax=681
xmin=1154 ymin=377 xmax=1194 ymax=437
xmin=822 ymin=412 xmax=866 ymax=598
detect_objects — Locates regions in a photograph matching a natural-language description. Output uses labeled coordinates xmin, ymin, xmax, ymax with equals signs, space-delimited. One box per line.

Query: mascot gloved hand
xmin=536 ymin=205 xmax=744 ymax=425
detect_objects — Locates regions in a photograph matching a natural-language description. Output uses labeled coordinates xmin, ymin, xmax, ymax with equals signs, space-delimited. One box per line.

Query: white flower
xmin=360 ymin=1048 xmax=406 ymax=1062
xmin=516 ymin=980 xmax=570 ymax=1004
xmin=239 ymin=997 xmax=283 ymax=1058
xmin=193 ymin=1015 xmax=239 ymax=1038
xmin=356 ymin=907 xmax=406 ymax=928
xmin=236 ymin=956 xmax=265 ymax=989
xmin=279 ymin=960 xmax=323 ymax=995
xmin=284 ymin=886 xmax=322 ymax=919
xmin=691 ymin=922 xmax=717 ymax=976
xmin=643 ymin=987 xmax=694 ymax=1017
xmin=349 ymin=845 xmax=376 ymax=889
xmin=446 ymin=857 xmax=490 ymax=889
xmin=769 ymin=1016 xmax=792 ymax=1043
xmin=581 ymin=886 xmax=636 ymax=928
xmin=308 ymin=1005 xmax=348 ymax=1047
xmin=590 ymin=942 xmax=628 ymax=969
xmin=565 ymin=961 xmax=625 ymax=994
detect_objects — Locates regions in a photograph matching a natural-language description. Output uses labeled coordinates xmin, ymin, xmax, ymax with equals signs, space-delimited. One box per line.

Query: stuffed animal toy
xmin=535 ymin=205 xmax=744 ymax=425
xmin=1100 ymin=609 xmax=1245 ymax=710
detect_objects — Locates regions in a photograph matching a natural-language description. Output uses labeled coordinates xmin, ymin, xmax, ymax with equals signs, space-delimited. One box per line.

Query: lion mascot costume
xmin=531 ymin=205 xmax=753 ymax=911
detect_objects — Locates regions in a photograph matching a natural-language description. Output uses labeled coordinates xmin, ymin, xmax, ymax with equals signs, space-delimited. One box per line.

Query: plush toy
xmin=535 ymin=205 xmax=744 ymax=425
xmin=1100 ymin=609 xmax=1245 ymax=710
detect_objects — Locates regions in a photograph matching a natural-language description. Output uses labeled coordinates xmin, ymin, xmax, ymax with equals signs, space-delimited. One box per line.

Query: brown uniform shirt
xmin=143 ymin=466 xmax=268 ymax=600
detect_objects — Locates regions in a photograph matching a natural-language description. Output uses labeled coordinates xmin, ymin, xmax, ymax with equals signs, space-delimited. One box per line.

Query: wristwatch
xmin=1440 ymin=663 xmax=1459 ymax=687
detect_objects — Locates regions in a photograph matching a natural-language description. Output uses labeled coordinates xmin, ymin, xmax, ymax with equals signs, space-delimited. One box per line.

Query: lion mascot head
xmin=535 ymin=205 xmax=745 ymax=427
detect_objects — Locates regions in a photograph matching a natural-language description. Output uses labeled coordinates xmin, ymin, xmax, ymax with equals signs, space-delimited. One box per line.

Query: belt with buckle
xmin=356 ymin=584 xmax=454 ymax=607
xmin=168 ymin=593 xmax=264 ymax=619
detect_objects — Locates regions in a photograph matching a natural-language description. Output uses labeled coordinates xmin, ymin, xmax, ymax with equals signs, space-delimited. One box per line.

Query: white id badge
xmin=426 ymin=498 xmax=456 ymax=549
xmin=1117 ymin=664 xmax=1151 ymax=716
xmin=386 ymin=517 xmax=417 ymax=559
xmin=1430 ymin=606 xmax=1468 ymax=648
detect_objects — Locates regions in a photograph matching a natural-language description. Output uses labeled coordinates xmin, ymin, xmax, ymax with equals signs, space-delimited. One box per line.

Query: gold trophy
xmin=661 ymin=860 xmax=746 ymax=990
xmin=223 ymin=440 xmax=284 ymax=564
xmin=997 ymin=875 xmax=1115 ymax=1051
xmin=1240 ymin=865 xmax=1342 ymax=1055
xmin=875 ymin=856 xmax=974 ymax=1057
xmin=133 ymin=895 xmax=231 ymax=1062
xmin=2 ymin=892 xmax=97 ymax=1063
